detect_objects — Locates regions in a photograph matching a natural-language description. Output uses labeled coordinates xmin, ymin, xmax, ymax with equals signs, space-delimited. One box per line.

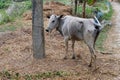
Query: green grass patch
xmin=76 ymin=0 xmax=112 ymax=18
xmin=95 ymin=2 xmax=113 ymax=51
xmin=43 ymin=0 xmax=71 ymax=5
xmin=0 ymin=70 xmax=20 ymax=80
xmin=95 ymin=26 xmax=111 ymax=51
xmin=77 ymin=5 xmax=93 ymax=17
xmin=0 ymin=10 xmax=14 ymax=24
xmin=25 ymin=71 xmax=69 ymax=79
xmin=0 ymin=70 xmax=69 ymax=80
xmin=0 ymin=1 xmax=32 ymax=25
xmin=24 ymin=0 xmax=32 ymax=9
xmin=0 ymin=25 xmax=17 ymax=32
xmin=101 ymin=4 xmax=113 ymax=20
xmin=93 ymin=1 xmax=108 ymax=10
xmin=0 ymin=17 xmax=24 ymax=32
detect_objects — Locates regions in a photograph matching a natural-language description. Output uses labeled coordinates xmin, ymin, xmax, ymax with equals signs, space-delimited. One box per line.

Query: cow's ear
xmin=58 ymin=15 xmax=63 ymax=19
xmin=47 ymin=15 xmax=50 ymax=18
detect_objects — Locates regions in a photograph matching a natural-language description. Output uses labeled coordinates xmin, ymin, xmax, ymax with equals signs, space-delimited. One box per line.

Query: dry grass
xmin=0 ymin=19 xmax=119 ymax=79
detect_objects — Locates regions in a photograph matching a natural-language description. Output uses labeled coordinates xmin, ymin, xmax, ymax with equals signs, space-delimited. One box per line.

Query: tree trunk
xmin=82 ymin=0 xmax=86 ymax=18
xmin=32 ymin=0 xmax=45 ymax=59
xmin=74 ymin=0 xmax=78 ymax=15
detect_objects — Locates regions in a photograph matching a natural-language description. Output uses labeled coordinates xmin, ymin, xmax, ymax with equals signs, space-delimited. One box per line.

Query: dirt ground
xmin=0 ymin=1 xmax=120 ymax=80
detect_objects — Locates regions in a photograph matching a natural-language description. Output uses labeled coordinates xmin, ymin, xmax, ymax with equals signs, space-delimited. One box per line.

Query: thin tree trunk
xmin=74 ymin=0 xmax=78 ymax=15
xmin=82 ymin=0 xmax=86 ymax=18
xmin=32 ymin=0 xmax=45 ymax=59
xmin=71 ymin=0 xmax=74 ymax=14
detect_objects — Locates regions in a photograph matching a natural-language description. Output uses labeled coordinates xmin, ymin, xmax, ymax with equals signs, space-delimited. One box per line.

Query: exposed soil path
xmin=104 ymin=1 xmax=120 ymax=80
xmin=104 ymin=2 xmax=120 ymax=57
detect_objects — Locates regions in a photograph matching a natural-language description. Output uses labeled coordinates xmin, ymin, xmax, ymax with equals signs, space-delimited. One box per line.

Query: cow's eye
xmin=52 ymin=20 xmax=55 ymax=23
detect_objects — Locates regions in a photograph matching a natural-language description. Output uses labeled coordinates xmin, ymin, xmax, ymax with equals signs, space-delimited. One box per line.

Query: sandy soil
xmin=104 ymin=2 xmax=120 ymax=54
xmin=104 ymin=2 xmax=120 ymax=79
xmin=0 ymin=1 xmax=120 ymax=80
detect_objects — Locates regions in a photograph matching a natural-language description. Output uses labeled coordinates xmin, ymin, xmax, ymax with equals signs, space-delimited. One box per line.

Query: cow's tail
xmin=93 ymin=16 xmax=102 ymax=48
xmin=93 ymin=28 xmax=100 ymax=48
xmin=93 ymin=16 xmax=102 ymax=30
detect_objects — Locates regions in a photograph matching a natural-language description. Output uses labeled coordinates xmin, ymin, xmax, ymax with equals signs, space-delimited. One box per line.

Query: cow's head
xmin=46 ymin=14 xmax=63 ymax=33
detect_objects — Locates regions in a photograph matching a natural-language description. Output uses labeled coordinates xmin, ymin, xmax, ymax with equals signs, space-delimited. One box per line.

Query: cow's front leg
xmin=71 ymin=40 xmax=76 ymax=59
xmin=64 ymin=38 xmax=69 ymax=59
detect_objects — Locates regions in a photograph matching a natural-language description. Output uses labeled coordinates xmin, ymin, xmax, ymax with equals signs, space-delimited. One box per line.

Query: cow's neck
xmin=56 ymin=18 xmax=64 ymax=36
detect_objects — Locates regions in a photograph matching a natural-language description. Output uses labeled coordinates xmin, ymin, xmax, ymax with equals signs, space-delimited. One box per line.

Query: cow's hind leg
xmin=71 ymin=40 xmax=76 ymax=59
xmin=88 ymin=46 xmax=96 ymax=67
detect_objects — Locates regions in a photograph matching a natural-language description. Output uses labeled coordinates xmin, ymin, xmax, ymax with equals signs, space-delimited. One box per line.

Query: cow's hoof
xmin=63 ymin=56 xmax=67 ymax=60
xmin=72 ymin=56 xmax=76 ymax=59
xmin=88 ymin=64 xmax=92 ymax=67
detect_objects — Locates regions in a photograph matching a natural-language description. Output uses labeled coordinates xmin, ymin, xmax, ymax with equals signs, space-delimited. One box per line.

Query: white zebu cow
xmin=46 ymin=14 xmax=101 ymax=67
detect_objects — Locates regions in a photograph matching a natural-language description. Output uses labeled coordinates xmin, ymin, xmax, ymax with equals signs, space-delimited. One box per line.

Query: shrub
xmin=24 ymin=0 xmax=32 ymax=9
xmin=0 ymin=0 xmax=11 ymax=9
xmin=0 ymin=10 xmax=14 ymax=24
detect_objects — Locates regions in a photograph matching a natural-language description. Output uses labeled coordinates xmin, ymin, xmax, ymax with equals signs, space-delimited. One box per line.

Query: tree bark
xmin=82 ymin=0 xmax=86 ymax=18
xmin=74 ymin=0 xmax=78 ymax=15
xmin=32 ymin=0 xmax=45 ymax=59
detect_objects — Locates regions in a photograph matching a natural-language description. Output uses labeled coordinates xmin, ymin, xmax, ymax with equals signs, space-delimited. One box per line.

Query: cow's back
xmin=62 ymin=16 xmax=96 ymax=41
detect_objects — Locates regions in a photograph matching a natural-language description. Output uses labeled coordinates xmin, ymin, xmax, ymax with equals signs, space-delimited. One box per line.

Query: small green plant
xmin=0 ymin=70 xmax=12 ymax=79
xmin=0 ymin=70 xmax=21 ymax=80
xmin=0 ymin=25 xmax=17 ymax=32
xmin=0 ymin=10 xmax=14 ymax=24
xmin=24 ymin=75 xmax=33 ymax=80
xmin=53 ymin=71 xmax=68 ymax=77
